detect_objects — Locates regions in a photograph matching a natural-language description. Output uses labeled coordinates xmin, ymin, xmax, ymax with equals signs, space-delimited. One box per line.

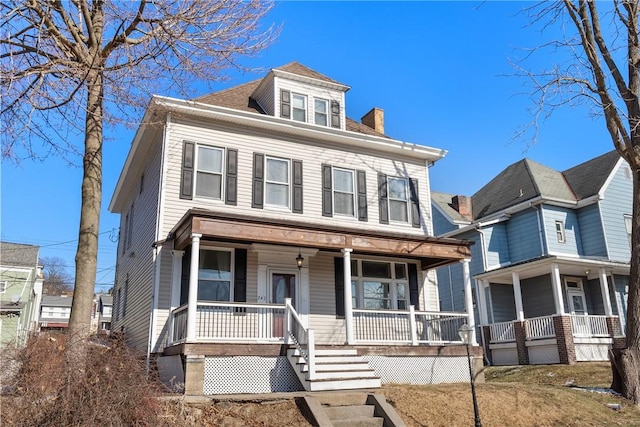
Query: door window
xmin=271 ymin=273 xmax=296 ymax=308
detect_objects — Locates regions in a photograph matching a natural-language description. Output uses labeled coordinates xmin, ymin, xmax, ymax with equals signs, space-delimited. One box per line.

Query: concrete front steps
xmin=287 ymin=348 xmax=381 ymax=392
xmin=300 ymin=392 xmax=407 ymax=427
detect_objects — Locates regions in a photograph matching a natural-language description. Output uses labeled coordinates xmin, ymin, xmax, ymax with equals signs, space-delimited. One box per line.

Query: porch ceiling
xmin=169 ymin=209 xmax=472 ymax=269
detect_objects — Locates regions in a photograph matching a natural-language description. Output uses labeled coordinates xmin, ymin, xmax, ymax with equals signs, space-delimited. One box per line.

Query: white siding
xmin=161 ymin=117 xmax=433 ymax=238
xmin=251 ymin=74 xmax=275 ymax=115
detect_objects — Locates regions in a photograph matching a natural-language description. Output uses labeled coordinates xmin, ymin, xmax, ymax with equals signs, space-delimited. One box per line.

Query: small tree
xmin=41 ymin=256 xmax=73 ymax=295
xmin=1 ymin=0 xmax=276 ymax=363
xmin=520 ymin=0 xmax=640 ymax=403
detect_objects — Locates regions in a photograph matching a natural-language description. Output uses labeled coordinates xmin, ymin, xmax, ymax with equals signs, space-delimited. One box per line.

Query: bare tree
xmin=1 ymin=1 xmax=276 ymax=361
xmin=41 ymin=256 xmax=73 ymax=295
xmin=519 ymin=0 xmax=640 ymax=403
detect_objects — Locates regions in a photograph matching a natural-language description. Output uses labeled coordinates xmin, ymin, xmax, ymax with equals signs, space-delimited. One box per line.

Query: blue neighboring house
xmin=432 ymin=150 xmax=631 ymax=365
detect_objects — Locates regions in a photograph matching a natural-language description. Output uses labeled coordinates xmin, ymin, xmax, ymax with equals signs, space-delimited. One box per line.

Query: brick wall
xmin=514 ymin=321 xmax=529 ymax=365
xmin=553 ymin=315 xmax=576 ymax=364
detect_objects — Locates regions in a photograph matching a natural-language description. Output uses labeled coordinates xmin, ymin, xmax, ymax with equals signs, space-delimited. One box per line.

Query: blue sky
xmin=0 ymin=1 xmax=614 ymax=292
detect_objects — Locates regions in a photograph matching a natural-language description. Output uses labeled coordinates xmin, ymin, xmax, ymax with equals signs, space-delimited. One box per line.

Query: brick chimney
xmin=361 ymin=107 xmax=384 ymax=134
xmin=451 ymin=195 xmax=472 ymax=217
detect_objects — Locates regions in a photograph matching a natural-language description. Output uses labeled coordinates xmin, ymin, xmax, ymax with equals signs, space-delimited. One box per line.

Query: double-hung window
xmin=314 ymin=98 xmax=328 ymax=126
xmin=351 ymin=260 xmax=408 ymax=310
xmin=555 ymin=220 xmax=566 ymax=243
xmin=292 ymin=94 xmax=307 ymax=122
xmin=265 ymin=157 xmax=291 ymax=208
xmin=333 ymin=168 xmax=355 ymax=217
xmin=195 ymin=145 xmax=224 ymax=200
xmin=388 ymin=177 xmax=409 ymax=223
xmin=198 ymin=249 xmax=233 ymax=301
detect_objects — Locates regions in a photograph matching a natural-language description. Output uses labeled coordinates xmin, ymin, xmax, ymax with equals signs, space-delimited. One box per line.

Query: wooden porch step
xmin=308 ymin=369 xmax=378 ymax=380
xmin=300 ymin=362 xmax=371 ymax=372
xmin=307 ymin=377 xmax=382 ymax=392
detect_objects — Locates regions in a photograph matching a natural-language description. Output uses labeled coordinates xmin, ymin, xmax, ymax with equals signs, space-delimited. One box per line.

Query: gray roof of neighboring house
xmin=193 ymin=62 xmax=388 ymax=139
xmin=41 ymin=295 xmax=73 ymax=307
xmin=99 ymin=295 xmax=113 ymax=306
xmin=431 ymin=191 xmax=473 ymax=223
xmin=435 ymin=151 xmax=622 ymax=223
xmin=563 ymin=150 xmax=621 ymax=199
xmin=0 ymin=242 xmax=39 ymax=268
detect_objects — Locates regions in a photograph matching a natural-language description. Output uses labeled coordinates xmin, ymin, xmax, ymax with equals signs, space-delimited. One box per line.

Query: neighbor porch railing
xmin=353 ymin=306 xmax=468 ymax=345
xmin=527 ymin=315 xmax=556 ymax=340
xmin=489 ymin=320 xmax=516 ymax=343
xmin=571 ymin=314 xmax=609 ymax=337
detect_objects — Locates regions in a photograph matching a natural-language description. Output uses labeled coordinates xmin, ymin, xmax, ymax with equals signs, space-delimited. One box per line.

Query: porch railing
xmin=571 ymin=314 xmax=609 ymax=337
xmin=285 ymin=298 xmax=316 ymax=379
xmin=353 ymin=306 xmax=468 ymax=345
xmin=527 ymin=315 xmax=555 ymax=340
xmin=489 ymin=320 xmax=515 ymax=343
xmin=169 ymin=302 xmax=286 ymax=343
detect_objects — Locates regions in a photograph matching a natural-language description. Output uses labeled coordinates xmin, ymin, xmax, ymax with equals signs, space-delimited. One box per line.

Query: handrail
xmin=285 ymin=298 xmax=316 ymax=380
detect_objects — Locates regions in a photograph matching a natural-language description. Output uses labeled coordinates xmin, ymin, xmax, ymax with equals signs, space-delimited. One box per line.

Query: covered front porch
xmin=475 ymin=256 xmax=629 ymax=365
xmin=155 ymin=209 xmax=480 ymax=394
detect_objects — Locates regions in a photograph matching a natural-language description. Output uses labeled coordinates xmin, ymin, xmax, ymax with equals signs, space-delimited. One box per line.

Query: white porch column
xmin=475 ymin=280 xmax=488 ymax=326
xmin=461 ymin=259 xmax=477 ymax=345
xmin=512 ymin=272 xmax=525 ymax=321
xmin=342 ymin=248 xmax=354 ymax=345
xmin=599 ymin=268 xmax=613 ymax=316
xmin=550 ymin=263 xmax=565 ymax=315
xmin=186 ymin=234 xmax=202 ymax=342
xmin=170 ymin=250 xmax=185 ymax=311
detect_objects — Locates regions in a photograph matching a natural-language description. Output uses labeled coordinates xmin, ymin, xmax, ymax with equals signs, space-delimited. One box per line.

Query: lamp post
xmin=458 ymin=323 xmax=482 ymax=427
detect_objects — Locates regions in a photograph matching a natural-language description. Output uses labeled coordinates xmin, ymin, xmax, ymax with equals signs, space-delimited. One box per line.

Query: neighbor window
xmin=195 ymin=145 xmax=224 ymax=200
xmin=198 ymin=249 xmax=232 ymax=301
xmin=292 ymin=94 xmax=307 ymax=122
xmin=314 ymin=98 xmax=328 ymax=126
xmin=625 ymin=214 xmax=632 ymax=247
xmin=351 ymin=260 xmax=408 ymax=310
xmin=265 ymin=157 xmax=291 ymax=208
xmin=388 ymin=177 xmax=409 ymax=223
xmin=0 ymin=281 xmax=6 ymax=293
xmin=555 ymin=220 xmax=566 ymax=243
xmin=333 ymin=168 xmax=355 ymax=217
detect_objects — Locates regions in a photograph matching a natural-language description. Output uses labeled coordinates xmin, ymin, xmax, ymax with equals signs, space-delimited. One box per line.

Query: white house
xmin=109 ymin=62 xmax=477 ymax=395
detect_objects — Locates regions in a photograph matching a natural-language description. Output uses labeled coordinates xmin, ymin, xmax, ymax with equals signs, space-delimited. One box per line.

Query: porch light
xmin=296 ymin=251 xmax=304 ymax=270
xmin=458 ymin=323 xmax=482 ymax=427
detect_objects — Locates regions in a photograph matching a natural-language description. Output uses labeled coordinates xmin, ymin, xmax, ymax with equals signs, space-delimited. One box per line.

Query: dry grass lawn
xmin=160 ymin=362 xmax=640 ymax=427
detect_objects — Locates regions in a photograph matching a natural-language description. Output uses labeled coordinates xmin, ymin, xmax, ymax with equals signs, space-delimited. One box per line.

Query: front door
xmin=270 ymin=272 xmax=297 ymax=338
xmin=568 ymin=289 xmax=587 ymax=315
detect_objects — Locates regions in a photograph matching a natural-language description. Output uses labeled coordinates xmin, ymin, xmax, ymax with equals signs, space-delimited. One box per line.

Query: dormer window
xmin=292 ymin=93 xmax=307 ymax=122
xmin=314 ymin=98 xmax=328 ymax=126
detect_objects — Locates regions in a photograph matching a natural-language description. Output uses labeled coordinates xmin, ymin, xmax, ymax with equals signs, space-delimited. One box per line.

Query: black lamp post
xmin=458 ymin=323 xmax=482 ymax=427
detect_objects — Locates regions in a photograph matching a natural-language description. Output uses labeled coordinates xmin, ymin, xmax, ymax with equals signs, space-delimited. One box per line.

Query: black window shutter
xmin=281 ymin=90 xmax=291 ymax=119
xmin=378 ymin=173 xmax=389 ymax=224
xmin=357 ymin=170 xmax=368 ymax=221
xmin=252 ymin=153 xmax=264 ymax=208
xmin=322 ymin=164 xmax=333 ymax=217
xmin=334 ymin=257 xmax=345 ymax=317
xmin=292 ymin=159 xmax=303 ymax=214
xmin=330 ymin=100 xmax=341 ymax=128
xmin=234 ymin=248 xmax=247 ymax=302
xmin=180 ymin=141 xmax=195 ymax=200
xmin=409 ymin=263 xmax=420 ymax=308
xmin=225 ymin=149 xmax=238 ymax=205
xmin=410 ymin=178 xmax=421 ymax=228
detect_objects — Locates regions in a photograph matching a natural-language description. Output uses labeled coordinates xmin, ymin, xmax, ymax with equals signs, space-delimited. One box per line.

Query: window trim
xmin=194 ymin=144 xmax=225 ymax=201
xmin=387 ymin=176 xmax=410 ymax=224
xmin=332 ymin=167 xmax=356 ymax=218
xmin=555 ymin=220 xmax=566 ymax=243
xmin=264 ymin=155 xmax=291 ymax=210
xmin=314 ymin=97 xmax=329 ymax=126
xmin=198 ymin=246 xmax=235 ymax=302
xmin=291 ymin=93 xmax=307 ymax=123
xmin=624 ymin=214 xmax=632 ymax=247
xmin=350 ymin=259 xmax=409 ymax=310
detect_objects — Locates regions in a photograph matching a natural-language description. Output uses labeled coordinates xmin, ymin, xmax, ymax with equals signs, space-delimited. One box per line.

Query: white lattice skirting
xmin=203 ymin=356 xmax=302 ymax=395
xmin=575 ymin=343 xmax=610 ymax=362
xmin=363 ymin=356 xmax=470 ymax=384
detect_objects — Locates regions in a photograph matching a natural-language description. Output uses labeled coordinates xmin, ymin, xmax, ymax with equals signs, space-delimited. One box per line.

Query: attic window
xmin=555 ymin=220 xmax=566 ymax=243
xmin=314 ymin=98 xmax=328 ymax=126
xmin=292 ymin=94 xmax=306 ymax=122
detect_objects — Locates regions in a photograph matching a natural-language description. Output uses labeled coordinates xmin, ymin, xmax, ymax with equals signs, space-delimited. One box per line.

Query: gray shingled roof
xmin=471 ymin=158 xmax=576 ymax=220
xmin=99 ymin=294 xmax=113 ymax=305
xmin=0 ymin=241 xmax=39 ymax=268
xmin=41 ymin=295 xmax=73 ymax=307
xmin=563 ymin=150 xmax=620 ymax=199
xmin=431 ymin=191 xmax=473 ymax=222
xmin=193 ymin=62 xmax=387 ymax=138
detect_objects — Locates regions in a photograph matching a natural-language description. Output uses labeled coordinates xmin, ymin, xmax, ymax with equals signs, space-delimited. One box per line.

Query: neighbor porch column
xmin=186 ymin=234 xmax=202 ymax=342
xmin=550 ymin=263 xmax=565 ymax=315
xmin=598 ymin=268 xmax=613 ymax=316
xmin=512 ymin=272 xmax=525 ymax=321
xmin=170 ymin=250 xmax=185 ymax=311
xmin=475 ymin=280 xmax=488 ymax=326
xmin=461 ymin=259 xmax=477 ymax=345
xmin=342 ymin=248 xmax=354 ymax=345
